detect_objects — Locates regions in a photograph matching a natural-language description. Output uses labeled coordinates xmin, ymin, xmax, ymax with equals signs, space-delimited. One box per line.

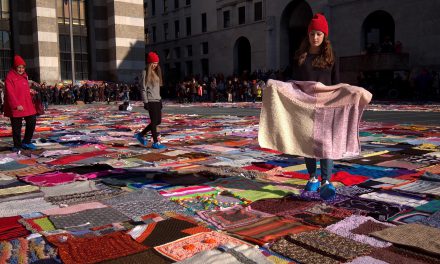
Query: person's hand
xmin=16 ymin=105 xmax=24 ymax=111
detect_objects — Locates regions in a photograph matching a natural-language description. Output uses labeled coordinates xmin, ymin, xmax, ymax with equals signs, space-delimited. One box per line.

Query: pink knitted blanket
xmin=258 ymin=80 xmax=372 ymax=159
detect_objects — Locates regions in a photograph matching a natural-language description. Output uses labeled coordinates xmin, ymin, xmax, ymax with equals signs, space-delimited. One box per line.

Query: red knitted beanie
xmin=147 ymin=52 xmax=159 ymax=63
xmin=308 ymin=13 xmax=329 ymax=36
xmin=13 ymin=55 xmax=26 ymax=68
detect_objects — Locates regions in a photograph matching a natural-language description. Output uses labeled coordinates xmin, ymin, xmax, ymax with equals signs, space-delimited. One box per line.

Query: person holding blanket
xmin=135 ymin=51 xmax=166 ymax=149
xmin=258 ymin=13 xmax=372 ymax=200
xmin=293 ymin=13 xmax=339 ymax=199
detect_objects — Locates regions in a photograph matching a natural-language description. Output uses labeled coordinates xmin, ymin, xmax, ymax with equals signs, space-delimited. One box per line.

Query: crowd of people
xmin=0 ymin=70 xmax=275 ymax=109
xmin=31 ymin=81 xmax=142 ymax=108
xmin=0 ymin=79 xmax=144 ymax=113
xmin=363 ymin=36 xmax=403 ymax=55
xmin=173 ymin=75 xmax=267 ymax=103
xmin=357 ymin=67 xmax=440 ymax=100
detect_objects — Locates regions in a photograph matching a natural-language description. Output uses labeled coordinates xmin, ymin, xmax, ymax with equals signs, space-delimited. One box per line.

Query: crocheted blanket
xmin=258 ymin=80 xmax=372 ymax=159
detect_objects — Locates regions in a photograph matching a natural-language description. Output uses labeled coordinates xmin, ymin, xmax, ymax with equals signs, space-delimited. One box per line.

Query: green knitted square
xmin=34 ymin=217 xmax=56 ymax=231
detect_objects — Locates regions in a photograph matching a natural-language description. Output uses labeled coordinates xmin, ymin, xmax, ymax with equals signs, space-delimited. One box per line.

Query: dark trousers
xmin=304 ymin=158 xmax=334 ymax=183
xmin=141 ymin=101 xmax=162 ymax=142
xmin=10 ymin=115 xmax=37 ymax=147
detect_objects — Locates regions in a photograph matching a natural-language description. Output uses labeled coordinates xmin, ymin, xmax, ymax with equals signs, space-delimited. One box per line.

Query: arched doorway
xmin=362 ymin=10 xmax=395 ymax=53
xmin=280 ymin=0 xmax=313 ymax=76
xmin=233 ymin=37 xmax=251 ymax=76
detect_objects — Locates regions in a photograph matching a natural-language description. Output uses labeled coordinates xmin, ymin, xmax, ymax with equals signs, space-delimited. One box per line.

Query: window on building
xmin=201 ymin=58 xmax=209 ymax=77
xmin=186 ymin=45 xmax=192 ymax=57
xmin=57 ymin=0 xmax=89 ymax=80
xmin=59 ymin=35 xmax=72 ymax=80
xmin=0 ymin=31 xmax=11 ymax=79
xmin=145 ymin=27 xmax=149 ymax=44
xmin=174 ymin=62 xmax=181 ymax=78
xmin=164 ymin=23 xmax=169 ymax=40
xmin=163 ymin=0 xmax=168 ymax=13
xmin=174 ymin=20 xmax=180 ymax=39
xmin=0 ymin=1 xmax=11 ymax=79
xmin=144 ymin=1 xmax=148 ymax=18
xmin=174 ymin=47 xmax=181 ymax=59
xmin=59 ymin=35 xmax=89 ymax=80
xmin=254 ymin=2 xmax=262 ymax=21
xmin=72 ymin=0 xmax=79 ymax=24
xmin=56 ymin=0 xmax=86 ymax=25
xmin=185 ymin=0 xmax=191 ymax=6
xmin=75 ymin=36 xmax=88 ymax=80
xmin=0 ymin=0 xmax=10 ymax=19
xmin=174 ymin=0 xmax=179 ymax=9
xmin=186 ymin=60 xmax=193 ymax=76
xmin=186 ymin=17 xmax=191 ymax=36
xmin=201 ymin=13 xmax=207 ymax=32
xmin=164 ymin=49 xmax=171 ymax=60
xmin=201 ymin=42 xmax=208 ymax=55
xmin=56 ymin=0 xmax=64 ymax=23
xmin=223 ymin=10 xmax=230 ymax=28
xmin=238 ymin=6 xmax=245 ymax=25
xmin=163 ymin=63 xmax=170 ymax=80
xmin=151 ymin=0 xmax=156 ymax=16
xmin=152 ymin=26 xmax=156 ymax=42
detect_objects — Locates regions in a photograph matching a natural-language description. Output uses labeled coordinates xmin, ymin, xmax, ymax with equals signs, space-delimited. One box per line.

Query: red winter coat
xmin=3 ymin=69 xmax=36 ymax=118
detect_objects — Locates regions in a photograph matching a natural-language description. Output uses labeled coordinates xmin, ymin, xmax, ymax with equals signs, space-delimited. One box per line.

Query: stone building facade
xmin=145 ymin=0 xmax=327 ymax=79
xmin=145 ymin=0 xmax=440 ymax=82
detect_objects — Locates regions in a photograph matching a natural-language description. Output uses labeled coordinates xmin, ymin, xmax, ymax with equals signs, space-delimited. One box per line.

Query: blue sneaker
xmin=152 ymin=142 xmax=166 ymax=149
xmin=134 ymin=133 xmax=147 ymax=146
xmin=21 ymin=143 xmax=37 ymax=150
xmin=304 ymin=179 xmax=321 ymax=192
xmin=320 ymin=181 xmax=336 ymax=200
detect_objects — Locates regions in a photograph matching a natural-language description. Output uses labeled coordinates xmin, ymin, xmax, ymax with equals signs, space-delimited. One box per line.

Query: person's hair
xmin=145 ymin=63 xmax=163 ymax=87
xmin=294 ymin=35 xmax=335 ymax=69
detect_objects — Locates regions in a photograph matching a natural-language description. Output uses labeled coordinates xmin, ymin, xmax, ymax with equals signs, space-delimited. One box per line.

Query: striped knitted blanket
xmin=258 ymin=80 xmax=372 ymax=159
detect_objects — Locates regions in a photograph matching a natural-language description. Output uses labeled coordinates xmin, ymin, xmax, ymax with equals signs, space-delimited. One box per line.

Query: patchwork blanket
xmin=258 ymin=80 xmax=372 ymax=159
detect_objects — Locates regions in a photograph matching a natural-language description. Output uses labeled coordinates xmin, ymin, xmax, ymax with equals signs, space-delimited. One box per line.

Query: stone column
xmin=31 ymin=0 xmax=60 ymax=83
xmin=106 ymin=0 xmax=145 ymax=82
xmin=266 ymin=16 xmax=277 ymax=71
xmin=90 ymin=0 xmax=109 ymax=80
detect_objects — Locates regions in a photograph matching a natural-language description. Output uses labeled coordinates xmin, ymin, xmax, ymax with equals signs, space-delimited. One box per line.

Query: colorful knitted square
xmin=154 ymin=231 xmax=251 ymax=261
xmin=197 ymin=205 xmax=273 ymax=230
xmin=19 ymin=216 xmax=56 ymax=233
xmin=0 ymin=237 xmax=58 ymax=263
xmin=45 ymin=231 xmax=147 ymax=264
xmin=227 ymin=216 xmax=318 ymax=245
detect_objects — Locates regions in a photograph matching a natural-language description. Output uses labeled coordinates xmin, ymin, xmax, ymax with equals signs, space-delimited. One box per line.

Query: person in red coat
xmin=3 ymin=55 xmax=37 ymax=151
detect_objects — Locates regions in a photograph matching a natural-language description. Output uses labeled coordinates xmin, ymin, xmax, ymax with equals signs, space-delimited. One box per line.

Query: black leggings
xmin=10 ymin=115 xmax=37 ymax=147
xmin=141 ymin=101 xmax=162 ymax=142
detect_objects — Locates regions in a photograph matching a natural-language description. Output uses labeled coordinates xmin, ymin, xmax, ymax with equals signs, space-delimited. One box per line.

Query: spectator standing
xmin=3 ymin=55 xmax=38 ymax=151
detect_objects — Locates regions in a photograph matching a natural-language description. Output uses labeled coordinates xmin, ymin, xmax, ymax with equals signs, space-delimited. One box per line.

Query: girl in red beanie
xmin=293 ymin=13 xmax=339 ymax=200
xmin=134 ymin=52 xmax=166 ymax=149
xmin=3 ymin=55 xmax=37 ymax=152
